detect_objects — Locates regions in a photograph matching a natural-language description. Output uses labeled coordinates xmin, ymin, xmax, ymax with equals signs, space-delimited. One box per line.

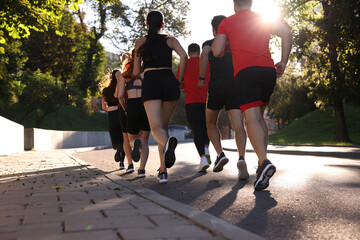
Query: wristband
xmin=199 ymin=76 xmax=205 ymax=80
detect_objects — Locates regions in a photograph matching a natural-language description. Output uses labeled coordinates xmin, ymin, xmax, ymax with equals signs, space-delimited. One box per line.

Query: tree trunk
xmin=333 ymin=100 xmax=351 ymax=143
xmin=322 ymin=1 xmax=352 ymax=143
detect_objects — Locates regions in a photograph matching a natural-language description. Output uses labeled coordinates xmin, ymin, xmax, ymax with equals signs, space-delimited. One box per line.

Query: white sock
xmin=204 ymin=147 xmax=210 ymax=155
xmin=201 ymin=156 xmax=207 ymax=162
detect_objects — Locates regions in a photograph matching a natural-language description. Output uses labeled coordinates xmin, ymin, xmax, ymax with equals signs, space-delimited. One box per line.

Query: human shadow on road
xmin=256 ymin=149 xmax=360 ymax=160
xmin=237 ymin=190 xmax=278 ymax=237
xmin=223 ymin=147 xmax=360 ymax=160
xmin=204 ymin=180 xmax=248 ymax=217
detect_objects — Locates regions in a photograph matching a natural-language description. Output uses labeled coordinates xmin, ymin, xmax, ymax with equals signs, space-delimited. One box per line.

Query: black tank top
xmin=143 ymin=34 xmax=172 ymax=69
xmin=103 ymin=87 xmax=119 ymax=107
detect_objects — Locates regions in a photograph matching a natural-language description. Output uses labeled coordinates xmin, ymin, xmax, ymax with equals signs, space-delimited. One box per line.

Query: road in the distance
xmin=74 ymin=140 xmax=360 ymax=240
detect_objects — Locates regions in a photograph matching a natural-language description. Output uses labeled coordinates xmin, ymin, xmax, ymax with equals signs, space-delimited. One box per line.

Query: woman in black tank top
xmin=133 ymin=10 xmax=188 ymax=183
xmin=102 ymin=69 xmax=124 ymax=164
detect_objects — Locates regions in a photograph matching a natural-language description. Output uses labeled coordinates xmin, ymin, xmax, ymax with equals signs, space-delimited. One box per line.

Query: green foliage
xmin=268 ymin=62 xmax=316 ymax=124
xmin=0 ymin=105 xmax=107 ymax=131
xmin=17 ymin=69 xmax=67 ymax=127
xmin=280 ymin=0 xmax=360 ymax=106
xmin=0 ymin=39 xmax=26 ymax=109
xmin=269 ymin=105 xmax=360 ymax=145
xmin=0 ymin=0 xmax=80 ymax=54
xmin=278 ymin=0 xmax=360 ymax=142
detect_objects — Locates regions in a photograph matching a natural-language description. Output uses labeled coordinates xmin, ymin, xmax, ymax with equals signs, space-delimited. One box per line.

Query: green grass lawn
xmin=269 ymin=105 xmax=360 ymax=146
xmin=1 ymin=105 xmax=108 ymax=131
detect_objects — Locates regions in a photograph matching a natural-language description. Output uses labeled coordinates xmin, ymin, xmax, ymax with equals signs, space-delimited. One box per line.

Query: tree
xmin=18 ymin=70 xmax=66 ymax=127
xmin=268 ymin=62 xmax=316 ymax=125
xmin=21 ymin=10 xmax=85 ymax=97
xmin=95 ymin=0 xmax=190 ymax=51
xmin=0 ymin=0 xmax=80 ymax=109
xmin=280 ymin=0 xmax=360 ymax=142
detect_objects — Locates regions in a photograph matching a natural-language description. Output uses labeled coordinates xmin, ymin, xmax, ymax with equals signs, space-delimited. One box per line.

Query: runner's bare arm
xmin=199 ymin=45 xmax=211 ymax=87
xmin=168 ymin=36 xmax=188 ymax=86
xmin=114 ymin=71 xmax=121 ymax=98
xmin=212 ymin=34 xmax=227 ymax=58
xmin=270 ymin=21 xmax=292 ymax=77
xmin=133 ymin=37 xmax=146 ymax=76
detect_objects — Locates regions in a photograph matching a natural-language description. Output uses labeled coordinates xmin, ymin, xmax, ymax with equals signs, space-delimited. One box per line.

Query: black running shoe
xmin=126 ymin=164 xmax=134 ymax=173
xmin=254 ymin=159 xmax=276 ymax=191
xmin=114 ymin=149 xmax=121 ymax=162
xmin=213 ymin=152 xmax=229 ymax=172
xmin=157 ymin=172 xmax=168 ymax=183
xmin=119 ymin=161 xmax=125 ymax=170
xmin=131 ymin=138 xmax=141 ymax=162
xmin=164 ymin=137 xmax=177 ymax=168
xmin=137 ymin=169 xmax=146 ymax=178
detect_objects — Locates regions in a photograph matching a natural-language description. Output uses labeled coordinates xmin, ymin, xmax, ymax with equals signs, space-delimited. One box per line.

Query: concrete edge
xmin=68 ymin=153 xmax=264 ymax=240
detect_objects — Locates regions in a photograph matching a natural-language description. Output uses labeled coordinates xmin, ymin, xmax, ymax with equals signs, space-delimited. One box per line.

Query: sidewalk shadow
xmin=237 ymin=190 xmax=278 ymax=236
xmin=140 ymin=167 xmax=222 ymax=205
xmin=0 ymin=165 xmax=92 ymax=179
xmin=205 ymin=180 xmax=248 ymax=217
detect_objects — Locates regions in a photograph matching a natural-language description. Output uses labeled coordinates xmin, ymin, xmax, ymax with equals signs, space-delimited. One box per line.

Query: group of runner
xmin=102 ymin=0 xmax=292 ymax=190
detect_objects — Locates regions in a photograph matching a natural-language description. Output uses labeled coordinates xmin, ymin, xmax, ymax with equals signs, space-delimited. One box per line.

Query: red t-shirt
xmin=217 ymin=10 xmax=275 ymax=76
xmin=177 ymin=57 xmax=210 ymax=104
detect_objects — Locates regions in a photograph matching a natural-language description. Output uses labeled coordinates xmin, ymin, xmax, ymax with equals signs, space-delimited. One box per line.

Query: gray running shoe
xmin=237 ymin=159 xmax=249 ymax=180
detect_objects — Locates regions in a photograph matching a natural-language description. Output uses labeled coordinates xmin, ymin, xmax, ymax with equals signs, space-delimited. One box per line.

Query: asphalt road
xmin=74 ymin=139 xmax=360 ymax=240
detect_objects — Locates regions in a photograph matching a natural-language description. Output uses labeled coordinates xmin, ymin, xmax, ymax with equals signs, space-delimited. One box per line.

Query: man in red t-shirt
xmin=177 ymin=43 xmax=211 ymax=172
xmin=212 ymin=0 xmax=292 ymax=191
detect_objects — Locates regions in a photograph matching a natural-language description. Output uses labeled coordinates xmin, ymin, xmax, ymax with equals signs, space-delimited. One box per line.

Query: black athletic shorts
xmin=142 ymin=69 xmax=180 ymax=102
xmin=206 ymin=87 xmax=239 ymax=111
xmin=118 ymin=107 xmax=128 ymax=133
xmin=126 ymin=97 xmax=150 ymax=135
xmin=234 ymin=66 xmax=277 ymax=112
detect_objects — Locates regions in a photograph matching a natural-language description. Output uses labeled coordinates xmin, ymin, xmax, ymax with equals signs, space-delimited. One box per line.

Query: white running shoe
xmin=198 ymin=157 xmax=210 ymax=173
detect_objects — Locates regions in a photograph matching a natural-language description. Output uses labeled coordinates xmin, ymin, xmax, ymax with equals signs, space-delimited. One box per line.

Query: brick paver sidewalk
xmin=0 ymin=149 xmax=262 ymax=240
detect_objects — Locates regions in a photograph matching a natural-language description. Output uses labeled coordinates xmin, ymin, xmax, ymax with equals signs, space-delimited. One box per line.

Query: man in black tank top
xmin=199 ymin=15 xmax=249 ymax=180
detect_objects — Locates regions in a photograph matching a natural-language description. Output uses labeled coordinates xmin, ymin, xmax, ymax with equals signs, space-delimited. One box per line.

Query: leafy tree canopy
xmin=0 ymin=0 xmax=82 ymax=53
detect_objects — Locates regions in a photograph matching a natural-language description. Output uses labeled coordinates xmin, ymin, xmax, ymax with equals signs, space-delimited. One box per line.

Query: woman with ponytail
xmin=102 ymin=69 xmax=125 ymax=166
xmin=117 ymin=49 xmax=150 ymax=178
xmin=134 ymin=10 xmax=187 ymax=183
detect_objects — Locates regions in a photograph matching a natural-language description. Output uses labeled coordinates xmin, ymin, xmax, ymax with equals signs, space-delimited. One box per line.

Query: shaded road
xmin=74 ymin=140 xmax=360 ymax=240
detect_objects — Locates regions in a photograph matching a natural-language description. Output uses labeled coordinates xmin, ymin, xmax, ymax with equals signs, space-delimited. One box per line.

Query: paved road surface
xmin=74 ymin=140 xmax=360 ymax=240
